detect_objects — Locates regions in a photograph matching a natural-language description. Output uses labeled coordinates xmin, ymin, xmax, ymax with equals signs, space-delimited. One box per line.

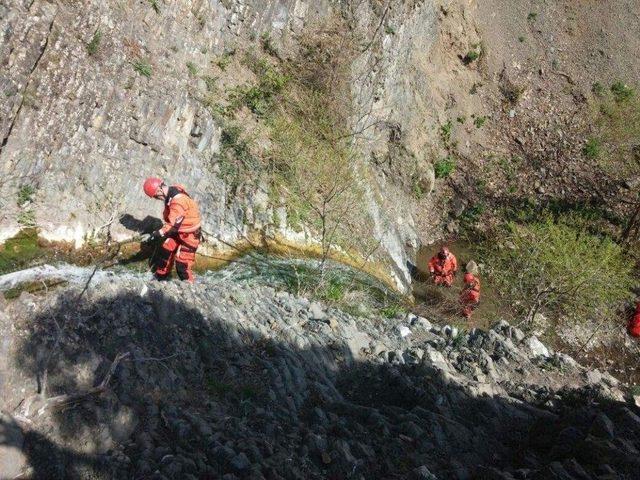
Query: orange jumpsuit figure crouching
xmin=143 ymin=178 xmax=202 ymax=283
xmin=460 ymin=272 xmax=480 ymax=318
xmin=428 ymin=247 xmax=458 ymax=287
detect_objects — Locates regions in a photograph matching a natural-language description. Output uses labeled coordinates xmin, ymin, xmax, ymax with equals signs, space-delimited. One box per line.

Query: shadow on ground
xmin=1 ymin=283 xmax=640 ymax=479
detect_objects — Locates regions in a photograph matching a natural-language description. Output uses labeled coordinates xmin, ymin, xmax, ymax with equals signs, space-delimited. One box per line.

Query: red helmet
xmin=464 ymin=272 xmax=475 ymax=283
xmin=143 ymin=177 xmax=163 ymax=197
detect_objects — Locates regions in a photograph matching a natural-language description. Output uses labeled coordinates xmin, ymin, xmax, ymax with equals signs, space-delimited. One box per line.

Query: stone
xmin=423 ymin=346 xmax=450 ymax=372
xmin=585 ymin=369 xmax=602 ymax=385
xmin=525 ymin=336 xmax=550 ymax=358
xmin=411 ymin=316 xmax=433 ymax=331
xmin=398 ymin=326 xmax=412 ymax=338
xmin=591 ymin=413 xmax=615 ymax=439
xmin=230 ymin=452 xmax=250 ymax=472
xmin=443 ymin=325 xmax=458 ymax=338
xmin=412 ymin=465 xmax=438 ymax=479
xmin=309 ymin=302 xmax=327 ymax=321
xmin=465 ymin=260 xmax=478 ymax=275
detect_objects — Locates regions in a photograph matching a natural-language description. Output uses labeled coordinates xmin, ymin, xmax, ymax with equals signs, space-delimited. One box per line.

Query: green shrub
xmin=474 ymin=116 xmax=487 ymax=128
xmin=460 ymin=203 xmax=485 ymax=229
xmin=17 ymin=210 xmax=36 ymax=227
xmin=186 ymin=61 xmax=198 ymax=76
xmin=132 ymin=59 xmax=152 ymax=77
xmin=148 ymin=0 xmax=160 ymax=14
xmin=434 ymin=157 xmax=456 ymax=179
xmin=86 ymin=29 xmax=102 ymax=56
xmin=583 ymin=138 xmax=601 ymax=158
xmin=611 ymin=81 xmax=634 ymax=103
xmin=463 ymin=50 xmax=480 ymax=64
xmin=0 ymin=229 xmax=43 ymax=274
xmin=17 ymin=185 xmax=36 ymax=206
xmin=229 ymin=61 xmax=288 ymax=116
xmin=440 ymin=121 xmax=452 ymax=145
xmin=215 ymin=50 xmax=235 ymax=71
xmin=215 ymin=123 xmax=258 ymax=191
xmin=481 ymin=215 xmax=632 ymax=325
xmin=527 ymin=12 xmax=538 ymax=21
xmin=322 ymin=277 xmax=346 ymax=302
xmin=260 ymin=32 xmax=278 ymax=56
xmin=380 ymin=303 xmax=405 ymax=319
xmin=411 ymin=179 xmax=424 ymax=200
xmin=592 ymin=82 xmax=605 ymax=96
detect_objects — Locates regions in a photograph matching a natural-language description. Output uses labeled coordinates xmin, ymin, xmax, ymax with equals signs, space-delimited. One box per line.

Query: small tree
xmin=270 ymin=91 xmax=366 ymax=269
xmin=482 ymin=215 xmax=632 ymax=328
xmin=266 ymin=19 xmax=376 ymax=273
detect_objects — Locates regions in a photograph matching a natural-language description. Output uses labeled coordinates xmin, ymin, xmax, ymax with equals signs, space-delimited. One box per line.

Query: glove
xmin=141 ymin=231 xmax=161 ymax=243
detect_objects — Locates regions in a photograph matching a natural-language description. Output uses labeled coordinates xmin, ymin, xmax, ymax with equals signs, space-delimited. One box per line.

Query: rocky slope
xmin=1 ymin=269 xmax=639 ymax=479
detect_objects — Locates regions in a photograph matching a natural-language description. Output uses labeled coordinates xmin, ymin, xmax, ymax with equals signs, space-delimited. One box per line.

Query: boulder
xmin=525 ymin=336 xmax=550 ymax=358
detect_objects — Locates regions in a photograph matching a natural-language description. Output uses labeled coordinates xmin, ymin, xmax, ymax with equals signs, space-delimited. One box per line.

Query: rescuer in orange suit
xmin=428 ymin=246 xmax=458 ymax=287
xmin=628 ymin=301 xmax=640 ymax=338
xmin=143 ymin=177 xmax=202 ymax=283
xmin=460 ymin=272 xmax=481 ymax=318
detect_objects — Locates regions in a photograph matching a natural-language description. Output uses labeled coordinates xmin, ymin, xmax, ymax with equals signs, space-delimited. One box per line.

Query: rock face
xmin=1 ymin=0 xmax=446 ymax=290
xmin=1 ymin=270 xmax=639 ymax=479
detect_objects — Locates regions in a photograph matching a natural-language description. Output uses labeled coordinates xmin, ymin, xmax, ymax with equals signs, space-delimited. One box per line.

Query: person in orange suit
xmin=143 ymin=177 xmax=202 ymax=283
xmin=428 ymin=246 xmax=458 ymax=287
xmin=460 ymin=272 xmax=481 ymax=318
xmin=628 ymin=301 xmax=640 ymax=338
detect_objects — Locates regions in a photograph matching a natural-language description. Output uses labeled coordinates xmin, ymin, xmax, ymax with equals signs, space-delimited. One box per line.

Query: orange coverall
xmin=460 ymin=274 xmax=481 ymax=318
xmin=154 ymin=185 xmax=202 ymax=282
xmin=428 ymin=252 xmax=458 ymax=287
xmin=628 ymin=302 xmax=640 ymax=338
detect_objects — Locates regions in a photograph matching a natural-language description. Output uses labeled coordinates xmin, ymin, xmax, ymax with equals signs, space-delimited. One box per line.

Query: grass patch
xmin=17 ymin=210 xmax=36 ymax=228
xmin=186 ymin=61 xmax=198 ymax=76
xmin=214 ymin=123 xmax=259 ymax=192
xmin=611 ymin=81 xmax=634 ymax=104
xmin=86 ymin=29 xmax=102 ymax=56
xmin=434 ymin=157 xmax=456 ymax=179
xmin=3 ymin=279 xmax=67 ymax=300
xmin=412 ymin=179 xmax=424 ymax=200
xmin=215 ymin=50 xmax=235 ymax=71
xmin=440 ymin=121 xmax=453 ymax=145
xmin=260 ymin=32 xmax=278 ymax=56
xmin=17 ymin=185 xmax=36 ymax=206
xmin=132 ymin=59 xmax=152 ymax=78
xmin=204 ymin=377 xmax=232 ymax=397
xmin=592 ymin=82 xmax=605 ymax=97
xmin=148 ymin=0 xmax=160 ymax=14
xmin=459 ymin=203 xmax=485 ymax=230
xmin=380 ymin=303 xmax=406 ymax=319
xmin=473 ymin=116 xmax=486 ymax=128
xmin=228 ymin=59 xmax=288 ymax=116
xmin=583 ymin=138 xmax=601 ymax=158
xmin=462 ymin=43 xmax=482 ymax=65
xmin=463 ymin=50 xmax=479 ymax=65
xmin=0 ymin=229 xmax=46 ymax=274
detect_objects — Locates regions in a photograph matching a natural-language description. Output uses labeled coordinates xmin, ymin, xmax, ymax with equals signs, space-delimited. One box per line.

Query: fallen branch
xmin=35 ymin=351 xmax=130 ymax=415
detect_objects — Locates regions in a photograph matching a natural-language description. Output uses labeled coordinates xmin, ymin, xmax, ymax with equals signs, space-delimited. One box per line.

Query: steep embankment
xmin=1 ymin=270 xmax=639 ymax=479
